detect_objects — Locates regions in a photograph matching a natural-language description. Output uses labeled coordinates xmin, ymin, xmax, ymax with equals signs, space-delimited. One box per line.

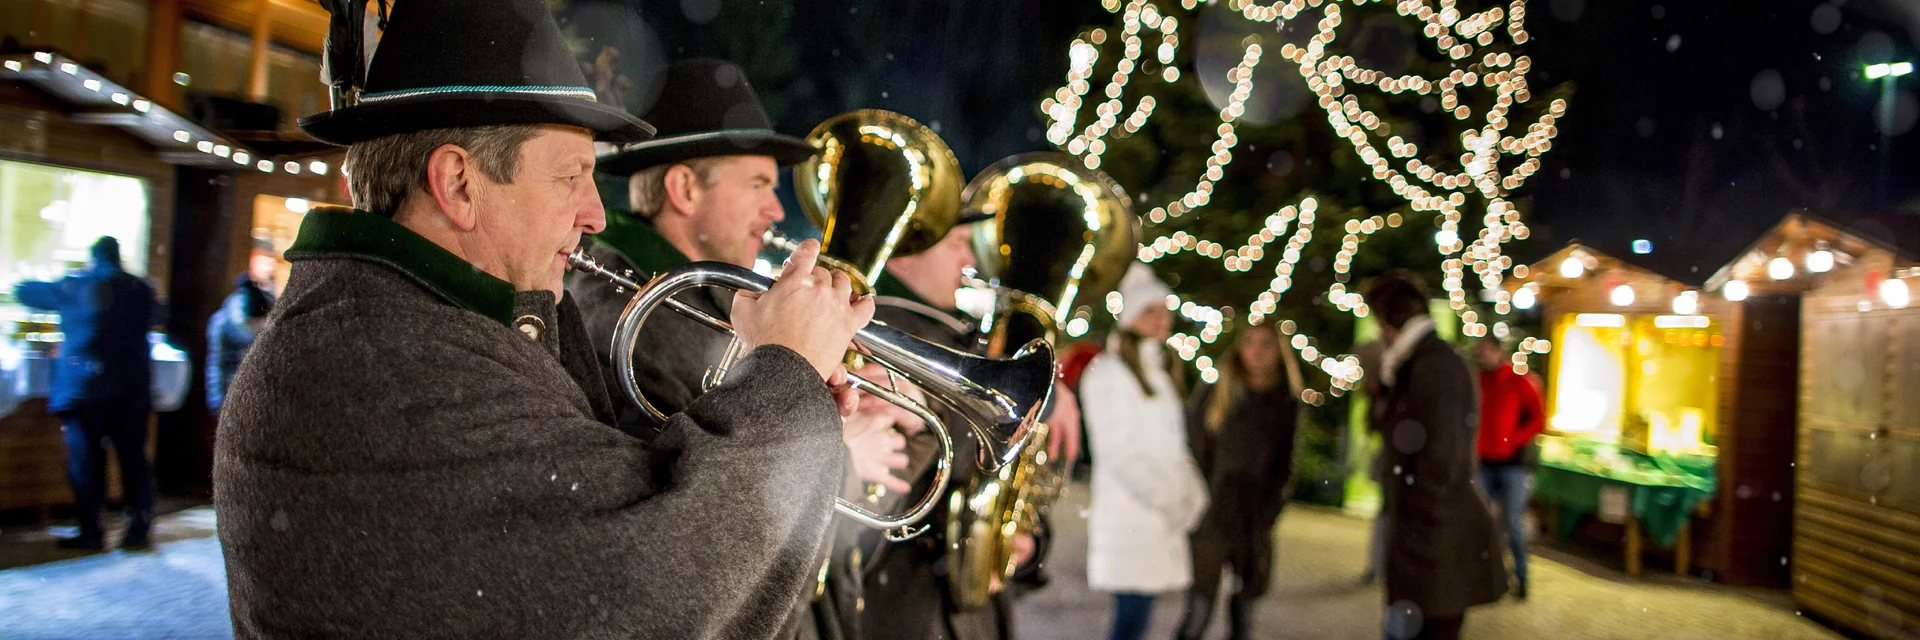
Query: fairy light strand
xmin=1049 ymin=0 xmax=1564 ymax=401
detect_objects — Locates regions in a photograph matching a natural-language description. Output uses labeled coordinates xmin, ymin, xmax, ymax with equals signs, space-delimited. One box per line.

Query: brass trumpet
xmin=565 ymin=251 xmax=1056 ymax=540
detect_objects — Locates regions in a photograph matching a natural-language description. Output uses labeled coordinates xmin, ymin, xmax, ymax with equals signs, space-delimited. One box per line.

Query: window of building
xmin=0 ymin=0 xmax=152 ymax=88
xmin=0 ymin=159 xmax=150 ymax=321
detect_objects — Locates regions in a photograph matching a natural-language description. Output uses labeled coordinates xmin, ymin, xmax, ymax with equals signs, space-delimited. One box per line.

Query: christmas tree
xmin=1045 ymin=0 xmax=1569 ymax=397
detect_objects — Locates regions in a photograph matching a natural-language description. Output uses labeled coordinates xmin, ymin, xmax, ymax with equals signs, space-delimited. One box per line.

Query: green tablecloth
xmin=1533 ymin=452 xmax=1716 ymax=549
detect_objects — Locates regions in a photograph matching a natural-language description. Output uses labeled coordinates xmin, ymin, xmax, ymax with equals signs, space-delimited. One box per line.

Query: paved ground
xmin=0 ymin=505 xmax=230 ymax=639
xmin=1016 ymin=486 xmax=1844 ymax=639
xmin=0 ymin=485 xmax=1849 ymax=639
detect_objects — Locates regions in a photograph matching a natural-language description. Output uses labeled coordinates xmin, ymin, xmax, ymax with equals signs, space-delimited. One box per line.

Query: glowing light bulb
xmin=1883 ymin=278 xmax=1911 ymax=309
xmin=1610 ymin=284 xmax=1635 ymax=307
xmin=1672 ymin=291 xmax=1698 ymax=316
xmin=1723 ymin=280 xmax=1750 ymax=302
xmin=1768 ymin=257 xmax=1795 ymax=281
xmin=1513 ymin=287 xmax=1536 ymax=310
xmin=1806 ymin=249 xmax=1834 ymax=274
xmin=1559 ymin=256 xmax=1584 ymax=279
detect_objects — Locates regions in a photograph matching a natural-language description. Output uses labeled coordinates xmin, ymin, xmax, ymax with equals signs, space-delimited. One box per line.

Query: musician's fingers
xmin=889 ymin=405 xmax=926 ymax=435
xmin=1048 ymin=424 xmax=1064 ymax=460
xmin=731 ymin=290 xmax=758 ymax=318
xmin=883 ymin=451 xmax=909 ymax=471
xmin=782 ymin=239 xmax=822 ymax=284
xmin=830 ymin=369 xmax=859 ymax=417
xmin=847 ymin=292 xmax=876 ymax=330
xmin=876 ymin=474 xmax=911 ymax=495
xmin=829 ymin=269 xmax=854 ymax=301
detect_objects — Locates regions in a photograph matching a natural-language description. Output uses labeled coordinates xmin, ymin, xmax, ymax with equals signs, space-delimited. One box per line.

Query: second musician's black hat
xmin=595 ymin=58 xmax=816 ymax=177
xmin=298 ymin=0 xmax=654 ymax=146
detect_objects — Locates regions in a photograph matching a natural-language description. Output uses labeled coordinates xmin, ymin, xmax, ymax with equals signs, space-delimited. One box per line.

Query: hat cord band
xmin=359 ymin=85 xmax=599 ymax=104
xmin=609 ymin=128 xmax=780 ymax=151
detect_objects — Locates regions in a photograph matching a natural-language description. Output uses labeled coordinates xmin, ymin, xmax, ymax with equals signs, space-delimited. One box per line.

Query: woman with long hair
xmin=1175 ymin=323 xmax=1301 ymax=640
xmin=1082 ymin=264 xmax=1209 ymax=640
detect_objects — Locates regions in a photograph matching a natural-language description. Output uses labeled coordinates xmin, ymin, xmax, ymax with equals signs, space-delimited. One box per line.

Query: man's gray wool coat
xmin=214 ymin=209 xmax=848 ymax=639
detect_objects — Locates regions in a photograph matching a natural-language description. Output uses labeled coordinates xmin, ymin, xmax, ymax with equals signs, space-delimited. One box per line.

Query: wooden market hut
xmin=1705 ymin=212 xmax=1920 ymax=636
xmin=1506 ymin=239 xmax=1798 ymax=587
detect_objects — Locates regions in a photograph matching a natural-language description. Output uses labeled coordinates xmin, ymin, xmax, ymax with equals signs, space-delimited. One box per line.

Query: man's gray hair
xmin=344 ymin=125 xmax=542 ymax=216
xmin=627 ymin=157 xmax=727 ymax=219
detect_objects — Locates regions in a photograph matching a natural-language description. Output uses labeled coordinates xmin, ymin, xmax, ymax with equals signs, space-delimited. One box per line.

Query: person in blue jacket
xmin=206 ymin=275 xmax=273 ymax=412
xmin=13 ymin=236 xmax=160 ymax=550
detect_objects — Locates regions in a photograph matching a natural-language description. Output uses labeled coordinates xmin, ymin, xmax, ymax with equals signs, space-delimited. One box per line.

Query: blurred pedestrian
xmin=1473 ymin=337 xmax=1546 ymax=600
xmin=1355 ymin=339 xmax=1389 ymax=586
xmin=12 ymin=237 xmax=160 ymax=551
xmin=1365 ymin=270 xmax=1505 ymax=640
xmin=1176 ymin=322 xmax=1300 ymax=640
xmin=206 ymin=275 xmax=274 ymax=412
xmin=1082 ymin=264 xmax=1208 ymax=640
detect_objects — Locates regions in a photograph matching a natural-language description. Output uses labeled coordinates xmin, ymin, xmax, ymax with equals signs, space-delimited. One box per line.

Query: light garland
xmin=1049 ymin=0 xmax=1565 ymax=402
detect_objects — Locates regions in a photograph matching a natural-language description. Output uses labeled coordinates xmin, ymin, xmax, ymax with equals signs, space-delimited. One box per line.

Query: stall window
xmin=1630 ymin=315 xmax=1721 ymax=454
xmin=0 ymin=159 xmax=150 ymax=321
xmin=1549 ymin=313 xmax=1630 ymax=440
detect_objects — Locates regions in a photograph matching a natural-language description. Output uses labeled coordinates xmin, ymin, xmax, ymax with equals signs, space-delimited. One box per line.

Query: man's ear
xmin=425 ymin=144 xmax=480 ymax=231
xmin=660 ymin=163 xmax=706 ymax=219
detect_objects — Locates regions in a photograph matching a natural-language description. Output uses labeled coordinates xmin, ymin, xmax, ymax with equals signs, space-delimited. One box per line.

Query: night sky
xmin=572 ymin=0 xmax=1920 ymax=274
xmin=1518 ymin=0 xmax=1920 ymax=279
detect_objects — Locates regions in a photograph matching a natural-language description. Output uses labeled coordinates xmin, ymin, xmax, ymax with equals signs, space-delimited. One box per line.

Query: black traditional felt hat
xmin=299 ymin=0 xmax=654 ymax=146
xmin=595 ymin=58 xmax=815 ymax=177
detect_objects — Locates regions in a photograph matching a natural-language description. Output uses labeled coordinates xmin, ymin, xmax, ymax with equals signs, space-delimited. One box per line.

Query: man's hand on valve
xmin=843 ymin=408 xmax=911 ymax=494
xmin=853 ymin=362 xmax=926 ymax=436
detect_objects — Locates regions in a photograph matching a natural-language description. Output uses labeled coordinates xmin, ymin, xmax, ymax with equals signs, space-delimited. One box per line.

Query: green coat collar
xmin=874 ymin=273 xmax=947 ymax=312
xmin=286 ymin=207 xmax=517 ymax=327
xmin=592 ymin=211 xmax=690 ymax=276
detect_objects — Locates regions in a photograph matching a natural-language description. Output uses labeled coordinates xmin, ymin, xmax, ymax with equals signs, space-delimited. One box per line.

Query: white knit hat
xmin=1115 ymin=262 xmax=1172 ymax=328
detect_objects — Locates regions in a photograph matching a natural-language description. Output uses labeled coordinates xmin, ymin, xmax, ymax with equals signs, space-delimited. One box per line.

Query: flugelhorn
xmin=566 ymin=251 xmax=1055 ymax=540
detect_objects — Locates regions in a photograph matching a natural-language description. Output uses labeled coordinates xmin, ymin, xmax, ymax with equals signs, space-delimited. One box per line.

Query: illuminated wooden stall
xmin=1711 ymin=213 xmax=1920 ymax=637
xmin=1505 ymin=239 xmax=1797 ymax=586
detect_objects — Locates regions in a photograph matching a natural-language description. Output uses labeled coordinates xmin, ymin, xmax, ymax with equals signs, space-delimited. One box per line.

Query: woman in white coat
xmin=1082 ymin=263 xmax=1210 ymax=640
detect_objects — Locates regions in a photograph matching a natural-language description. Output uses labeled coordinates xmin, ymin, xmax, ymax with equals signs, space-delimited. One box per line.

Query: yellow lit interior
xmin=1546 ymin=312 xmax=1721 ymax=455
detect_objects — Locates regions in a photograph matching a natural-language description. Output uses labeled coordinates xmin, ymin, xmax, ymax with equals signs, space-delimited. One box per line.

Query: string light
xmin=1046 ymin=0 xmax=1562 ymax=396
xmin=1722 ymin=279 xmax=1749 ymax=302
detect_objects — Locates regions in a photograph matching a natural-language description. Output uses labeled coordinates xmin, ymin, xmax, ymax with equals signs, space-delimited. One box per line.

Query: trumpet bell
xmin=793 ymin=110 xmax=965 ymax=283
xmin=964 ymin=152 xmax=1138 ymax=339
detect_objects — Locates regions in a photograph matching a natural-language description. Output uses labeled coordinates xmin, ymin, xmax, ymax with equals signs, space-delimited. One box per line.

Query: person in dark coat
xmin=13 ymin=236 xmax=160 ymax=551
xmin=566 ymin=59 xmax=909 ymax=640
xmin=857 ymin=219 xmax=1062 ymax=640
xmin=1177 ymin=322 xmax=1300 ymax=640
xmin=205 ymin=275 xmax=273 ymax=412
xmin=1365 ymin=271 xmax=1507 ymax=640
xmin=214 ymin=2 xmax=873 ymax=637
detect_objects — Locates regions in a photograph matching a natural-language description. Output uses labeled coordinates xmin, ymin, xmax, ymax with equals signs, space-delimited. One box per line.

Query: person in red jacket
xmin=1475 ymin=337 xmax=1546 ymax=600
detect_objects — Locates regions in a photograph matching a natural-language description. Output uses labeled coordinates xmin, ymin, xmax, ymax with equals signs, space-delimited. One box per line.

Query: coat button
xmin=514 ymin=315 xmax=546 ymax=342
